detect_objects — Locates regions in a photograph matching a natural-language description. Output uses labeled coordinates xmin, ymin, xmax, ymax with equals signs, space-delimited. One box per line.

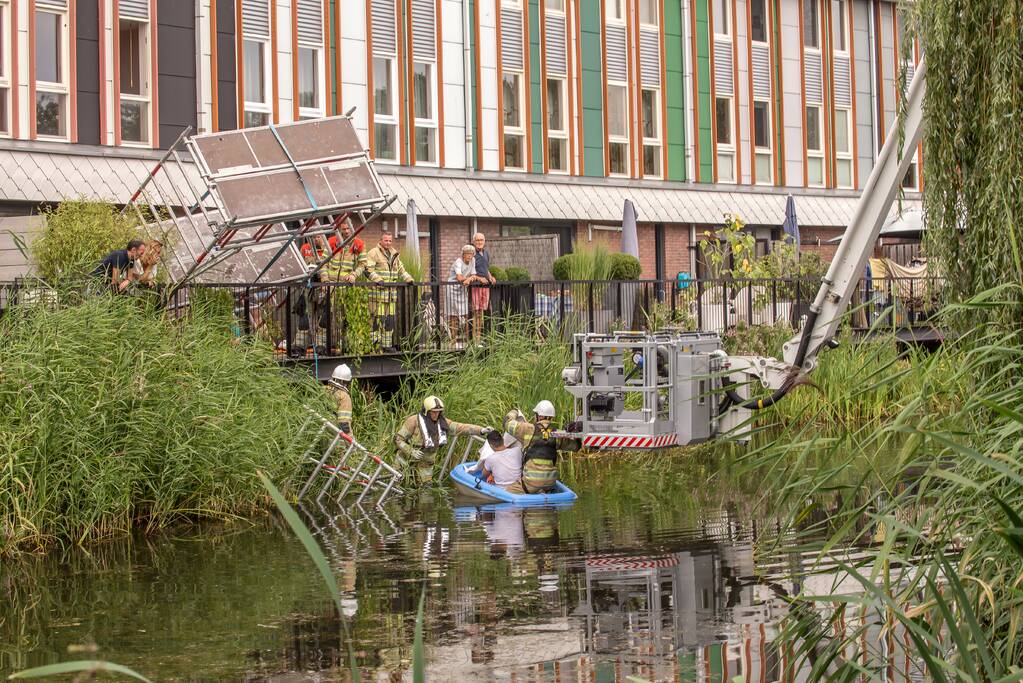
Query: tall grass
xmin=0 ymin=294 xmax=328 ymax=555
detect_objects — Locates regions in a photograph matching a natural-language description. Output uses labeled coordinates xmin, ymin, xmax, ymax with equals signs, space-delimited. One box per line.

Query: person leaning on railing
xmin=354 ymin=232 xmax=414 ymax=351
xmin=90 ymin=239 xmax=146 ymax=293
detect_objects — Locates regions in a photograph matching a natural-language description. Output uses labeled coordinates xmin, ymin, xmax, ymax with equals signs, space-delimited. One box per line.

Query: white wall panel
xmin=736 ymin=0 xmax=751 ymax=185
xmin=441 ymin=0 xmax=466 ymax=168
xmin=341 ymin=0 xmax=370 ymax=143
xmin=479 ymin=0 xmax=500 ymax=170
xmin=276 ymin=0 xmax=294 ymax=123
xmin=780 ymin=0 xmax=804 ymax=185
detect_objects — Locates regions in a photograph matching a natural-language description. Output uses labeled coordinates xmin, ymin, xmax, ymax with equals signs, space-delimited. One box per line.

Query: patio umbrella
xmin=782 ymin=194 xmax=800 ymax=250
xmin=405 ymin=198 xmax=421 ymax=261
xmin=621 ymin=199 xmax=639 ymax=258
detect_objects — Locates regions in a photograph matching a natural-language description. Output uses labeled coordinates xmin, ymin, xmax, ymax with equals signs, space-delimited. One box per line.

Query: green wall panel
xmin=694 ymin=0 xmax=714 ymax=182
xmin=664 ymin=0 xmax=687 ymax=181
xmin=580 ymin=0 xmax=605 ymax=177
xmin=529 ymin=0 xmax=543 ymax=172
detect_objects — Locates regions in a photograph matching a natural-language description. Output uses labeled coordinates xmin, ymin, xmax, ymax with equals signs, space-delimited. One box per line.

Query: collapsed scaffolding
xmin=121 ymin=115 xmax=396 ymax=286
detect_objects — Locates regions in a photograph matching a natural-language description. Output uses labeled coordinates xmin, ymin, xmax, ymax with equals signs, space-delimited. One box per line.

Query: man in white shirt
xmin=468 ymin=430 xmax=524 ymax=491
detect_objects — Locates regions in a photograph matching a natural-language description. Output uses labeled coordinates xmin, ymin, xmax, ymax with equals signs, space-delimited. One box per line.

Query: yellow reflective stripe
xmin=337 ymin=410 xmax=353 ymax=419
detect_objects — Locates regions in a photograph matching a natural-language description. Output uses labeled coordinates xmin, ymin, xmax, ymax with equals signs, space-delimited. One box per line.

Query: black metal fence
xmin=0 ymin=276 xmax=944 ymax=357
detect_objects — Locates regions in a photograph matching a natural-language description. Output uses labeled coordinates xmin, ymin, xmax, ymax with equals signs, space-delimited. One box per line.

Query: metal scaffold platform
xmin=122 ymin=115 xmax=396 ymax=285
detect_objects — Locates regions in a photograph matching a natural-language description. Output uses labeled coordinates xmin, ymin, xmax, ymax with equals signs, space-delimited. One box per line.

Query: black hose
xmin=729 ymin=308 xmax=819 ymax=411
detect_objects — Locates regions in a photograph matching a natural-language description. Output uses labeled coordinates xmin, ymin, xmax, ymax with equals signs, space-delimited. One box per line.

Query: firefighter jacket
xmin=394 ymin=412 xmax=484 ymax=457
xmin=357 ymin=245 xmax=414 ymax=285
xmin=329 ymin=382 xmax=353 ymax=434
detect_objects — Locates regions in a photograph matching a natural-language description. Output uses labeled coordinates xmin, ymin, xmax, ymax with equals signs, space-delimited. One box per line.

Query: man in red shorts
xmin=471 ymin=232 xmax=496 ymax=344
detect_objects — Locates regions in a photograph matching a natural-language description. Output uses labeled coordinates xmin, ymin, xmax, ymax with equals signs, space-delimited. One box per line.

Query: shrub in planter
xmin=504 ymin=266 xmax=531 ymax=281
xmin=609 ymin=253 xmax=642 ymax=280
xmin=489 ymin=265 xmax=507 ymax=281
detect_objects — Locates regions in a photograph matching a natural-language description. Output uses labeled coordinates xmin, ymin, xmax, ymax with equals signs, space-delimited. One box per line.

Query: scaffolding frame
xmin=121 ymin=115 xmax=396 ymax=286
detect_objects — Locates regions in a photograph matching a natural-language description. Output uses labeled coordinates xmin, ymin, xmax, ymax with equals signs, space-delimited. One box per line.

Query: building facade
xmin=0 ymin=0 xmax=921 ymax=281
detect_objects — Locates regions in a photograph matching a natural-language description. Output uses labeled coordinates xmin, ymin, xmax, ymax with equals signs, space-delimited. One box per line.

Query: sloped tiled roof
xmin=0 ymin=145 xmax=920 ymax=228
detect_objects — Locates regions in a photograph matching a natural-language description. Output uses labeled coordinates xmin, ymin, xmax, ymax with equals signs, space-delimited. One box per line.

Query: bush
xmin=609 ymin=253 xmax=642 ymax=280
xmin=32 ymin=199 xmax=140 ymax=282
xmin=552 ymin=254 xmax=572 ymax=281
xmin=489 ymin=265 xmax=507 ymax=281
xmin=503 ymin=266 xmax=530 ymax=281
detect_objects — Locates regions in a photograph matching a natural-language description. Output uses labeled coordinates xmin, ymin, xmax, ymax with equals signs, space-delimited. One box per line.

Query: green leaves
xmin=9 ymin=660 xmax=153 ymax=682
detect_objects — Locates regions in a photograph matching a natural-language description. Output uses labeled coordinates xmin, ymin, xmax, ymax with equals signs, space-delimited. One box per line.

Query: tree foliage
xmin=31 ymin=199 xmax=140 ymax=282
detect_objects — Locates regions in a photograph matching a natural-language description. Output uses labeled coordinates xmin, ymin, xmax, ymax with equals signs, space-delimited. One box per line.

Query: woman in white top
xmin=445 ymin=245 xmax=482 ymax=347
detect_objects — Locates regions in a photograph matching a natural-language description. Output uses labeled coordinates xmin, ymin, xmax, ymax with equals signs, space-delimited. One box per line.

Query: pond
xmin=0 ymin=452 xmax=912 ymax=682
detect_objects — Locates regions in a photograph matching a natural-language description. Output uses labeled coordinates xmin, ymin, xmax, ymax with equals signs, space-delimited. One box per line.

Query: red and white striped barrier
xmin=581 ymin=433 xmax=678 ymax=449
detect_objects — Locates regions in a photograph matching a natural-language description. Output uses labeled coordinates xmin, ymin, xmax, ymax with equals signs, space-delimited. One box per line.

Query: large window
xmin=753 ymin=100 xmax=772 ymax=184
xmin=35 ymin=7 xmax=69 ymax=139
xmin=0 ymin=1 xmax=10 ymax=135
xmin=805 ymin=104 xmax=824 ymax=186
xmin=373 ymin=57 xmax=398 ymax=161
xmin=834 ymin=107 xmax=853 ymax=187
xmin=545 ymin=0 xmax=564 ymax=10
xmin=713 ymin=0 xmax=730 ymax=35
xmin=503 ymin=72 xmax=525 ymax=169
xmin=413 ymin=62 xmax=437 ymax=164
xmin=750 ymin=0 xmax=768 ymax=42
xmin=118 ymin=19 xmax=151 ymax=145
xmin=639 ymin=0 xmax=658 ymax=25
xmin=902 ymin=160 xmax=918 ymax=190
xmin=243 ymin=39 xmax=271 ymax=127
xmin=715 ymin=96 xmax=734 ymax=182
xmin=641 ymin=89 xmax=661 ymax=177
xmin=803 ymin=0 xmax=819 ymax=49
xmin=607 ymin=83 xmax=629 ymax=175
xmin=605 ymin=0 xmax=624 ymax=22
xmin=831 ymin=0 xmax=847 ymax=52
xmin=297 ymin=46 xmax=323 ymax=118
xmin=546 ymin=78 xmax=567 ymax=173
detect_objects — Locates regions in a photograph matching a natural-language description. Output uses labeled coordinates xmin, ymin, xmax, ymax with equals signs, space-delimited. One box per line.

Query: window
xmin=902 ymin=160 xmax=918 ymax=190
xmin=0 ymin=2 xmax=10 ymax=135
xmin=641 ymin=89 xmax=661 ymax=177
xmin=750 ymin=0 xmax=768 ymax=42
xmin=545 ymin=0 xmax=564 ymax=10
xmin=546 ymin=78 xmax=567 ymax=172
xmin=806 ymin=104 xmax=824 ymax=186
xmin=715 ymin=96 xmax=734 ymax=182
xmin=713 ymin=0 xmax=730 ymax=36
xmin=503 ymin=72 xmax=525 ymax=169
xmin=639 ymin=0 xmax=658 ymax=25
xmin=607 ymin=84 xmax=628 ymax=175
xmin=35 ymin=8 xmax=69 ymax=139
xmin=373 ymin=57 xmax=398 ymax=161
xmin=832 ymin=0 xmax=847 ymax=52
xmin=413 ymin=62 xmax=437 ymax=164
xmin=297 ymin=46 xmax=323 ymax=116
xmin=803 ymin=0 xmax=819 ymax=49
xmin=753 ymin=100 xmax=772 ymax=184
xmin=605 ymin=0 xmax=624 ymax=22
xmin=243 ymin=39 xmax=271 ymax=127
xmin=118 ymin=19 xmax=151 ymax=144
xmin=834 ymin=107 xmax=853 ymax=187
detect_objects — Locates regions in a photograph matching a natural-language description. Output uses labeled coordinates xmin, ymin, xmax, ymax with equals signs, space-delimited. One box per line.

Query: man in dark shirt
xmin=471 ymin=232 xmax=496 ymax=343
xmin=92 ymin=239 xmax=146 ymax=292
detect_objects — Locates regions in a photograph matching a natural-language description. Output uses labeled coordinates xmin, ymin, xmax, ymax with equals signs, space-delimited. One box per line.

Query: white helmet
xmin=532 ymin=400 xmax=556 ymax=418
xmin=331 ymin=364 xmax=352 ymax=382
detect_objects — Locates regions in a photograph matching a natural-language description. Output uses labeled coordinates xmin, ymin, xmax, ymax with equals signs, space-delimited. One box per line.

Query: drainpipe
xmin=867 ymin=0 xmax=880 ymax=164
xmin=681 ymin=0 xmax=696 ymax=182
xmin=463 ymin=0 xmax=474 ymax=170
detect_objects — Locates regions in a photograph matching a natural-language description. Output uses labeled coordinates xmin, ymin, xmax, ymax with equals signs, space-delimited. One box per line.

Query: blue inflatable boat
xmin=449 ymin=462 xmax=578 ymax=505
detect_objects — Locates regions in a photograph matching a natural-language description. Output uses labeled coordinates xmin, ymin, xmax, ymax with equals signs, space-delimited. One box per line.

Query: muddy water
xmin=0 ymin=454 xmax=902 ymax=682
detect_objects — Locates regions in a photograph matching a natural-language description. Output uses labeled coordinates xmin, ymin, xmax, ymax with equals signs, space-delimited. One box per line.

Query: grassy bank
xmin=0 ymin=294 xmax=326 ymax=555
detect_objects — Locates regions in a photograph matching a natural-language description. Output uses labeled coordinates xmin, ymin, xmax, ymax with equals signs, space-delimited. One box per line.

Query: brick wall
xmin=571 ymin=221 xmax=694 ymax=280
xmin=488 ymin=235 xmax=560 ymax=280
xmin=800 ymin=227 xmax=844 ymax=263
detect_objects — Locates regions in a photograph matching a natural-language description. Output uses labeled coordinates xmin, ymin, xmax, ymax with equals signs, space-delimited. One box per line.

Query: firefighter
xmin=504 ymin=401 xmax=581 ymax=494
xmin=328 ymin=363 xmax=354 ymax=435
xmin=326 ymin=217 xmax=367 ymax=283
xmin=394 ymin=395 xmax=490 ymax=485
xmin=291 ymin=264 xmax=329 ymax=356
xmin=355 ymin=232 xmax=414 ymax=350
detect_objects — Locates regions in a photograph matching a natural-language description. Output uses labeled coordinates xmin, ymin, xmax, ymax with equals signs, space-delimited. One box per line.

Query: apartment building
xmin=0 ymin=0 xmax=921 ymax=281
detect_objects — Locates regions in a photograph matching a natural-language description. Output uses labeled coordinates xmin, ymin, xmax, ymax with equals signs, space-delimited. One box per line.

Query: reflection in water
xmin=0 ymin=456 xmax=920 ymax=682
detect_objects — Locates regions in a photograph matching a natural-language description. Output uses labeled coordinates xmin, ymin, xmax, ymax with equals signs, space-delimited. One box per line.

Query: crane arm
xmin=780 ymin=59 xmax=928 ymax=374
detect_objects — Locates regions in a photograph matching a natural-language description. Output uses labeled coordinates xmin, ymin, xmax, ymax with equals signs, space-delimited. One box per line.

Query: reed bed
xmin=0 ymin=294 xmax=326 ymax=555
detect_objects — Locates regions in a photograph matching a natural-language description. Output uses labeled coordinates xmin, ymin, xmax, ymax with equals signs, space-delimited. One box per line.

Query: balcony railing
xmin=0 ymin=276 xmax=945 ymax=358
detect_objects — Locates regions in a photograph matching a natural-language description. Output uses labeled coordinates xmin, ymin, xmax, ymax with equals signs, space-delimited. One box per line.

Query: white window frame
xmin=715 ymin=95 xmax=735 ymax=183
xmin=831 ymin=0 xmax=849 ymax=54
xmin=503 ymin=70 xmax=526 ymax=171
xmin=749 ymin=0 xmax=768 ymax=44
xmin=753 ymin=99 xmax=773 ymax=185
xmin=902 ymin=158 xmax=918 ymax=190
xmin=372 ymin=55 xmax=399 ymax=163
xmin=640 ymin=87 xmax=661 ymax=178
xmin=605 ymin=0 xmax=625 ymax=24
xmin=0 ymin=0 xmax=11 ymax=137
xmin=243 ymin=37 xmax=272 ymax=127
xmin=34 ymin=3 xmax=70 ymax=141
xmin=713 ymin=0 xmax=730 ymax=37
xmin=834 ymin=106 xmax=853 ymax=188
xmin=805 ymin=103 xmax=825 ymax=187
xmin=546 ymin=76 xmax=568 ymax=173
xmin=412 ymin=60 xmax=438 ymax=166
xmin=607 ymin=82 xmax=629 ymax=177
xmin=639 ymin=0 xmax=658 ymax=26
xmin=117 ymin=17 xmax=152 ymax=147
xmin=297 ymin=44 xmax=325 ymax=119
xmin=802 ymin=0 xmax=820 ymax=50
xmin=544 ymin=0 xmax=564 ymax=10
